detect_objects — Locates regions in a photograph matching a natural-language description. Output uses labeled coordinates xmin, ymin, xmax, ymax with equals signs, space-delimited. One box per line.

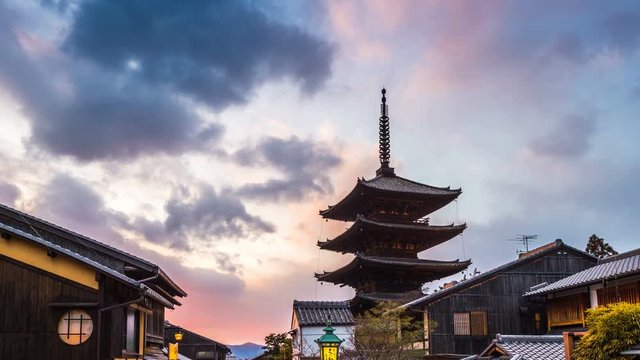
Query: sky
xmin=1 ymin=0 xmax=639 ymax=345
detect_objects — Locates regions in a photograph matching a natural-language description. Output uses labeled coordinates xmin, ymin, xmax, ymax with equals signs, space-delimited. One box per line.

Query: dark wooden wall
xmin=165 ymin=326 xmax=229 ymax=360
xmin=427 ymin=249 xmax=596 ymax=356
xmin=0 ymin=256 xmax=98 ymax=360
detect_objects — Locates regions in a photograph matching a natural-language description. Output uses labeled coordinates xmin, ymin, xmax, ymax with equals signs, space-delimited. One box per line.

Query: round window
xmin=58 ymin=309 xmax=93 ymax=345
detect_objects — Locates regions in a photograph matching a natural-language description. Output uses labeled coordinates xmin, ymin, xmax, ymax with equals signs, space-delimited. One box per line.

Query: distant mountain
xmin=228 ymin=342 xmax=265 ymax=359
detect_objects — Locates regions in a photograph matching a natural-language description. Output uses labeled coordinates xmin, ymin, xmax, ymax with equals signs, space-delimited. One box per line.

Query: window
xmin=453 ymin=312 xmax=470 ymax=335
xmin=58 ymin=309 xmax=94 ymax=345
xmin=124 ymin=307 xmax=140 ymax=353
xmin=470 ymin=311 xmax=488 ymax=336
xmin=195 ymin=351 xmax=215 ymax=359
xmin=453 ymin=311 xmax=487 ymax=336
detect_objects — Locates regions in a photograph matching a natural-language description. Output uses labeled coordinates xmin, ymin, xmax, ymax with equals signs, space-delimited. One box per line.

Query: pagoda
xmin=315 ymin=89 xmax=470 ymax=311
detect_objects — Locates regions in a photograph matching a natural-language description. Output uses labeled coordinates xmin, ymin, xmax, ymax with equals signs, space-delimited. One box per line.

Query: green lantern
xmin=316 ymin=321 xmax=343 ymax=360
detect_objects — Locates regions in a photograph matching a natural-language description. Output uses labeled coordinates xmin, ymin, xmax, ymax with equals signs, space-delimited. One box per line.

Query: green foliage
xmin=342 ymin=302 xmax=428 ymax=360
xmin=585 ymin=234 xmax=618 ymax=258
xmin=573 ymin=302 xmax=640 ymax=360
xmin=262 ymin=333 xmax=292 ymax=360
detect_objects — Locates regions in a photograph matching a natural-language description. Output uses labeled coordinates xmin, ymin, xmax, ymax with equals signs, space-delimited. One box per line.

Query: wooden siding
xmin=548 ymin=294 xmax=586 ymax=328
xmin=597 ymin=281 xmax=640 ymax=306
xmin=0 ymin=255 xmax=99 ymax=360
xmin=426 ymin=250 xmax=596 ymax=356
xmin=165 ymin=326 xmax=228 ymax=360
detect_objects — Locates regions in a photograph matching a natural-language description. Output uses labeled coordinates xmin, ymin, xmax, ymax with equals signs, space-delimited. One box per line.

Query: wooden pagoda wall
xmin=425 ymin=250 xmax=596 ymax=356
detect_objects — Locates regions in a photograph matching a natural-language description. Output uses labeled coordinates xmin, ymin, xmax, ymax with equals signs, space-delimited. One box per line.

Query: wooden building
xmin=0 ymin=203 xmax=186 ymax=359
xmin=525 ymin=247 xmax=640 ymax=331
xmin=316 ymin=89 xmax=468 ymax=312
xmin=402 ymin=240 xmax=597 ymax=356
xmin=164 ymin=321 xmax=229 ymax=360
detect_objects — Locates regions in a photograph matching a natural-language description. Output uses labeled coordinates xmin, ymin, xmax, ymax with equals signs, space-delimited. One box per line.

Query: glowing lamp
xmin=174 ymin=331 xmax=183 ymax=342
xmin=315 ymin=321 xmax=343 ymax=360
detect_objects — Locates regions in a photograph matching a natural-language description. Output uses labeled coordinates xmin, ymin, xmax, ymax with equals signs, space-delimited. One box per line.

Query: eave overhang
xmin=318 ymin=216 xmax=466 ymax=253
xmin=315 ymin=253 xmax=470 ymax=286
xmin=320 ymin=174 xmax=461 ymax=222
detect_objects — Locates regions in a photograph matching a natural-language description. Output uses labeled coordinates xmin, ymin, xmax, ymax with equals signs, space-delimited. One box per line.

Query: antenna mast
xmin=508 ymin=234 xmax=538 ymax=254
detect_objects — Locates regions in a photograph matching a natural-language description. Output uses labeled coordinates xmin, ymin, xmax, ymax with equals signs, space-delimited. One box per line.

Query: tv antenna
xmin=508 ymin=234 xmax=538 ymax=254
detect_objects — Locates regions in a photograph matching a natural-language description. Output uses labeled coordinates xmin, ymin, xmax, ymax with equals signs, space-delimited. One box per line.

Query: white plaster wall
xmin=298 ymin=325 xmax=353 ymax=357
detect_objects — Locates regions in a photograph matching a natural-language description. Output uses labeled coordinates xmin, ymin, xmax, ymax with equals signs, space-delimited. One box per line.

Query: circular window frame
xmin=57 ymin=309 xmax=94 ymax=345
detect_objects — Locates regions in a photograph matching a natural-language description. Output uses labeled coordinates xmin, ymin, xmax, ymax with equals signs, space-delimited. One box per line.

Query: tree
xmin=573 ymin=302 xmax=640 ymax=360
xmin=262 ymin=333 xmax=292 ymax=360
xmin=585 ymin=234 xmax=618 ymax=258
xmin=342 ymin=302 xmax=431 ymax=360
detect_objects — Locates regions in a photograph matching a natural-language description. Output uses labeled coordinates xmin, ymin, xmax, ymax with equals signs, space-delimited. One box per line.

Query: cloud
xmin=65 ymin=0 xmax=334 ymax=107
xmin=33 ymin=174 xmax=129 ymax=242
xmin=0 ymin=0 xmax=334 ymax=161
xmin=232 ymin=136 xmax=342 ymax=201
xmin=0 ymin=182 xmax=20 ymax=205
xmin=529 ymin=115 xmax=596 ymax=158
xmin=128 ymin=184 xmax=276 ymax=254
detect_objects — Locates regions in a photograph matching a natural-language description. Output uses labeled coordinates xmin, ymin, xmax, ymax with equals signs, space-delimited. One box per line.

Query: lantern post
xmin=315 ymin=321 xmax=343 ymax=360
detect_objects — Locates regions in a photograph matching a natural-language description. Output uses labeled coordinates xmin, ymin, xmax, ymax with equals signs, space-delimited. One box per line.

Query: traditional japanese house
xmin=524 ymin=247 xmax=640 ymax=331
xmin=290 ymin=300 xmax=354 ymax=359
xmin=0 ymin=203 xmax=186 ymax=359
xmin=164 ymin=321 xmax=230 ymax=360
xmin=402 ymin=240 xmax=597 ymax=356
xmin=316 ymin=89 xmax=469 ymax=312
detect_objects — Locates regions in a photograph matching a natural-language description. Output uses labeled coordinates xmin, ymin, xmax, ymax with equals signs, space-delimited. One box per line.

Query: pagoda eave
xmin=320 ymin=178 xmax=461 ymax=222
xmin=318 ymin=217 xmax=467 ymax=253
xmin=315 ymin=255 xmax=471 ymax=286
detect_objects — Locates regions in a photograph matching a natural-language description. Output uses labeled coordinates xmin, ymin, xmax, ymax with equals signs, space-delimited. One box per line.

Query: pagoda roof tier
xmin=320 ymin=172 xmax=461 ymax=222
xmin=317 ymin=215 xmax=466 ymax=254
xmin=315 ymin=253 xmax=470 ymax=288
xmin=355 ymin=290 xmax=425 ymax=304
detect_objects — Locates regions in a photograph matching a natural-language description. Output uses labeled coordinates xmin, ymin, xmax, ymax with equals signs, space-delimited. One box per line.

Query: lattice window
xmin=597 ymin=283 xmax=640 ymax=306
xmin=454 ymin=311 xmax=487 ymax=336
xmin=470 ymin=311 xmax=488 ymax=336
xmin=453 ymin=312 xmax=470 ymax=335
xmin=58 ymin=309 xmax=94 ymax=345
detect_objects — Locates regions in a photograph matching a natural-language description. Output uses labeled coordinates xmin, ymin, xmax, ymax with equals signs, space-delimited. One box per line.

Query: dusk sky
xmin=1 ymin=0 xmax=639 ymax=344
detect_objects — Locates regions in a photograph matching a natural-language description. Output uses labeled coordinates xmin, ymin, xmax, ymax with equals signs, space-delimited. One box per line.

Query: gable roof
xmin=402 ymin=240 xmax=596 ymax=308
xmin=0 ymin=221 xmax=174 ymax=308
xmin=464 ymin=334 xmax=565 ymax=360
xmin=164 ymin=321 xmax=229 ymax=351
xmin=525 ymin=247 xmax=640 ymax=296
xmin=292 ymin=300 xmax=355 ymax=327
xmin=0 ymin=203 xmax=186 ymax=297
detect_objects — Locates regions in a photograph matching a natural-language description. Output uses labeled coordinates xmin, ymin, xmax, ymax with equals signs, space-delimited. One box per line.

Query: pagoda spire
xmin=377 ymin=88 xmax=394 ymax=175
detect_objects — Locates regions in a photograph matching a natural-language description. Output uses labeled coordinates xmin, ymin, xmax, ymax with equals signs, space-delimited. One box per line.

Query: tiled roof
xmin=0 ymin=203 xmax=187 ymax=297
xmin=463 ymin=334 xmax=565 ymax=360
xmin=492 ymin=334 xmax=564 ymax=360
xmin=356 ymin=290 xmax=424 ymax=304
xmin=318 ymin=216 xmax=466 ymax=254
xmin=293 ymin=300 xmax=355 ymax=326
xmin=361 ymin=174 xmax=461 ymax=196
xmin=316 ymin=253 xmax=470 ymax=285
xmin=0 ymin=221 xmax=174 ymax=308
xmin=402 ymin=240 xmax=596 ymax=308
xmin=525 ymin=249 xmax=640 ymax=296
xmin=0 ymin=203 xmax=154 ymax=268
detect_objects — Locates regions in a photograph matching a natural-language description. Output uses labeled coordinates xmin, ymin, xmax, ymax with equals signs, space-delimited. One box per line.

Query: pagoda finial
xmin=378 ymin=88 xmax=392 ymax=174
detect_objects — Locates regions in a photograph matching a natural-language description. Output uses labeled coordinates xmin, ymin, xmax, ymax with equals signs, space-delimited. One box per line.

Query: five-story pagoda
xmin=316 ymin=89 xmax=470 ymax=312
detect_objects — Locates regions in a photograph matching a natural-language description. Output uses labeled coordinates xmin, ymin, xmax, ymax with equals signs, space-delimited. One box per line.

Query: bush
xmin=573 ymin=302 xmax=640 ymax=360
